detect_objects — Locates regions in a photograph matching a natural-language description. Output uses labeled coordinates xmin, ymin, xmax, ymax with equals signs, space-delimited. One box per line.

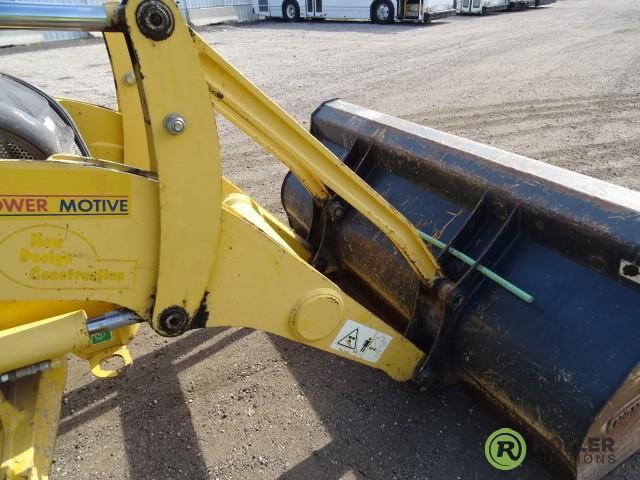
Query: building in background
xmin=0 ymin=0 xmax=256 ymax=47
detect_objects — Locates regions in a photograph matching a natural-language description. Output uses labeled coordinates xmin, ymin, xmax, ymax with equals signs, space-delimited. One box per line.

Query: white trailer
xmin=254 ymin=0 xmax=455 ymax=23
xmin=456 ymin=0 xmax=509 ymax=15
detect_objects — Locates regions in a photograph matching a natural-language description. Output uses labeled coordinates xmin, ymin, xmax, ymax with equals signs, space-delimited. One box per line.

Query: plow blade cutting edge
xmin=281 ymin=100 xmax=640 ymax=480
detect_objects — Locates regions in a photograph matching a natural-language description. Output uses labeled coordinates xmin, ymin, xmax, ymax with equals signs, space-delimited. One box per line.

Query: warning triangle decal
xmin=337 ymin=328 xmax=359 ymax=350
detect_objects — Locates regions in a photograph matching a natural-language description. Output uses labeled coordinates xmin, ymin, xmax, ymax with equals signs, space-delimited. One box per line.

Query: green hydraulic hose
xmin=417 ymin=230 xmax=534 ymax=304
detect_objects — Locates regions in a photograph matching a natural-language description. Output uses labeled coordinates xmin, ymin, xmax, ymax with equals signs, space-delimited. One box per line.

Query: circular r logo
xmin=484 ymin=428 xmax=527 ymax=470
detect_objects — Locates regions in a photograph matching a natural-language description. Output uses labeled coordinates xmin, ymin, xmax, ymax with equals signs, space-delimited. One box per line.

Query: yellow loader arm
xmin=0 ymin=1 xmax=448 ymax=477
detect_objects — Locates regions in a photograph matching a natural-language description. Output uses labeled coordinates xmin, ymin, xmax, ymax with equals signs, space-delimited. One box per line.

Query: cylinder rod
xmin=0 ymin=2 xmax=111 ymax=31
xmin=86 ymin=310 xmax=140 ymax=334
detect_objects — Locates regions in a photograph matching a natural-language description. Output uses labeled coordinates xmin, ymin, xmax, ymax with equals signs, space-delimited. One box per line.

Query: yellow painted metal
xmin=0 ymin=1 xmax=441 ymax=476
xmin=222 ymin=181 xmax=311 ymax=260
xmin=0 ymin=157 xmax=159 ymax=315
xmin=291 ymin=288 xmax=344 ymax=341
xmin=121 ymin=0 xmax=222 ymax=334
xmin=57 ymin=99 xmax=124 ymax=162
xmin=194 ymin=34 xmax=441 ymax=284
xmin=74 ymin=316 xmax=139 ymax=379
xmin=0 ymin=156 xmax=423 ymax=379
xmin=0 ymin=311 xmax=88 ymax=373
xmin=224 ymin=193 xmax=298 ymax=255
xmin=0 ymin=301 xmax=113 ymax=331
xmin=104 ymin=32 xmax=151 ymax=170
xmin=0 ymin=358 xmax=67 ymax=480
xmin=210 ymin=195 xmax=425 ymax=380
xmin=58 ymin=34 xmax=148 ymax=168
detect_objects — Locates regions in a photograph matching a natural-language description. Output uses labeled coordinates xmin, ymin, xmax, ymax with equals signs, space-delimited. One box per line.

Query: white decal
xmin=330 ymin=319 xmax=392 ymax=363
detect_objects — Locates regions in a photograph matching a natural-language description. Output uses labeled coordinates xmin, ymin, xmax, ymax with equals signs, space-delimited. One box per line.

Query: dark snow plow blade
xmin=281 ymin=100 xmax=640 ymax=480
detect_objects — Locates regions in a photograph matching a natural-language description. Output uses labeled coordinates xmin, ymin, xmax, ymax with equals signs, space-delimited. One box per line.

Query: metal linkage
xmin=0 ymin=360 xmax=57 ymax=383
xmin=0 ymin=1 xmax=111 ymax=31
xmin=0 ymin=310 xmax=139 ymax=383
xmin=86 ymin=309 xmax=140 ymax=334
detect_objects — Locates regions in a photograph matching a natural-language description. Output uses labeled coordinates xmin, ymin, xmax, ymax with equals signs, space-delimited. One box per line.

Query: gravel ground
xmin=1 ymin=0 xmax=639 ymax=478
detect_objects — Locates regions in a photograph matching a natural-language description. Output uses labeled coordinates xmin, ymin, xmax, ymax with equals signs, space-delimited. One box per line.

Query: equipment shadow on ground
xmin=59 ymin=327 xmax=251 ymax=480
xmin=268 ymin=335 xmax=557 ymax=480
xmin=269 ymin=335 xmax=640 ymax=480
xmin=57 ymin=326 xmax=639 ymax=480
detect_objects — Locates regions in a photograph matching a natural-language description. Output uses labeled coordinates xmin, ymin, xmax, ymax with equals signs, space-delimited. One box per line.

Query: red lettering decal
xmin=4 ymin=198 xmax=25 ymax=212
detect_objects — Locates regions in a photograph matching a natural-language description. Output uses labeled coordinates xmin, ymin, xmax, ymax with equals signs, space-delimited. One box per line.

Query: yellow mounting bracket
xmin=121 ymin=0 xmax=222 ymax=335
xmin=0 ymin=358 xmax=67 ymax=480
xmin=0 ymin=310 xmax=136 ymax=479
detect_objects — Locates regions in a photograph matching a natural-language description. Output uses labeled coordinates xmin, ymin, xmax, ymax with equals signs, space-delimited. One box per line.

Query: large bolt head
xmin=164 ymin=114 xmax=186 ymax=135
xmin=122 ymin=72 xmax=136 ymax=86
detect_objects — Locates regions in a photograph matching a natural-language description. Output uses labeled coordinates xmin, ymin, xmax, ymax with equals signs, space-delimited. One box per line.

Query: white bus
xmin=456 ymin=0 xmax=553 ymax=14
xmin=514 ymin=0 xmax=556 ymax=7
xmin=456 ymin=0 xmax=509 ymax=15
xmin=255 ymin=0 xmax=455 ymax=23
xmin=508 ymin=0 xmax=534 ymax=8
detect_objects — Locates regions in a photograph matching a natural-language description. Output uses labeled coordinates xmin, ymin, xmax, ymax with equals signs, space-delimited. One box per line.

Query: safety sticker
xmin=330 ymin=319 xmax=392 ymax=363
xmin=90 ymin=330 xmax=113 ymax=345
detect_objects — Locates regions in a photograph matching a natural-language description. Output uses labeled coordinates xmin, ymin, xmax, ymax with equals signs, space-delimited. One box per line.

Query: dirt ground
xmin=2 ymin=0 xmax=640 ymax=478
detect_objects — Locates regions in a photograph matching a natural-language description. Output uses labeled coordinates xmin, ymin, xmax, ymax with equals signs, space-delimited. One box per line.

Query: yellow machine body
xmin=2 ymin=2 xmax=637 ymax=480
xmin=0 ymin=2 xmax=437 ymax=478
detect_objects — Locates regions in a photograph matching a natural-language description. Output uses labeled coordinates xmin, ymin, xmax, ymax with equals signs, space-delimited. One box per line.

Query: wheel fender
xmin=0 ymin=73 xmax=88 ymax=160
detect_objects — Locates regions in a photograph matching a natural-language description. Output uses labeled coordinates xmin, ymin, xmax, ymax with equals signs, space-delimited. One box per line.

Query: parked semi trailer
xmin=255 ymin=0 xmax=455 ymax=23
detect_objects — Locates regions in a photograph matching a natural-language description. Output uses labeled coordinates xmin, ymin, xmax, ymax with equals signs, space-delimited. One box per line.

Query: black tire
xmin=371 ymin=0 xmax=394 ymax=24
xmin=0 ymin=73 xmax=89 ymax=160
xmin=282 ymin=0 xmax=300 ymax=22
xmin=481 ymin=6 xmax=487 ymax=15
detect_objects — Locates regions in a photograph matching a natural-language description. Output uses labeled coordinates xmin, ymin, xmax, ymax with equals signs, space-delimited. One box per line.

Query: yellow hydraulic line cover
xmin=0 ymin=311 xmax=89 ymax=374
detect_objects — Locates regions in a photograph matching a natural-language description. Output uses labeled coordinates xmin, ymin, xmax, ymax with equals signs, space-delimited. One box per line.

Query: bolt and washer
xmin=122 ymin=72 xmax=136 ymax=86
xmin=164 ymin=114 xmax=186 ymax=135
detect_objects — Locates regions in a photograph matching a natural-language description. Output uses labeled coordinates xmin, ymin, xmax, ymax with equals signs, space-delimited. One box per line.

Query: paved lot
xmin=2 ymin=0 xmax=639 ymax=478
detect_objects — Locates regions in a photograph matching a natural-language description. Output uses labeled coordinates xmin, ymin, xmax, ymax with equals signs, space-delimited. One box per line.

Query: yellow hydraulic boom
xmin=0 ymin=1 xmax=445 ymax=477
